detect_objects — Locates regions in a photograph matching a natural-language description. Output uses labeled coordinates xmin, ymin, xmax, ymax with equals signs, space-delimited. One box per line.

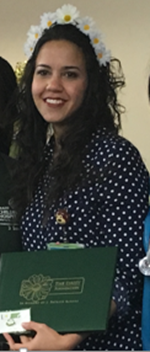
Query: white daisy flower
xmin=27 ymin=25 xmax=42 ymax=42
xmin=95 ymin=44 xmax=111 ymax=66
xmin=89 ymin=30 xmax=103 ymax=49
xmin=77 ymin=17 xmax=95 ymax=35
xmin=24 ymin=37 xmax=36 ymax=58
xmin=40 ymin=12 xmax=56 ymax=30
xmin=56 ymin=4 xmax=79 ymax=24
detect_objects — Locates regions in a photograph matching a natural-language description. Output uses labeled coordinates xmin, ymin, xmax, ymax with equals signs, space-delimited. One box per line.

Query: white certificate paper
xmin=0 ymin=308 xmax=31 ymax=333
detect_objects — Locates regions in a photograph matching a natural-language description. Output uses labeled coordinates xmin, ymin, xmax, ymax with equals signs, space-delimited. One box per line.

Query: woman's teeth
xmin=46 ymin=98 xmax=64 ymax=105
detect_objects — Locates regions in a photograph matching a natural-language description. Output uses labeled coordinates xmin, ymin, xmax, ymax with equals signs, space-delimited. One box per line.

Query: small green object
xmin=47 ymin=242 xmax=85 ymax=250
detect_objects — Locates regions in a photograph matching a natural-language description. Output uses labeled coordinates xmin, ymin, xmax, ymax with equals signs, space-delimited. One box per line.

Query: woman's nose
xmin=46 ymin=74 xmax=62 ymax=92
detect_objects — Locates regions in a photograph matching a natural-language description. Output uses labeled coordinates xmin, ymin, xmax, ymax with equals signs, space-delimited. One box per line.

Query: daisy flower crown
xmin=24 ymin=4 xmax=111 ymax=67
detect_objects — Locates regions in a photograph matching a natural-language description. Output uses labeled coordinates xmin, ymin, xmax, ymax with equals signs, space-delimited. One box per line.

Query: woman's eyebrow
xmin=36 ymin=64 xmax=51 ymax=69
xmin=36 ymin=65 xmax=80 ymax=71
xmin=63 ymin=66 xmax=81 ymax=71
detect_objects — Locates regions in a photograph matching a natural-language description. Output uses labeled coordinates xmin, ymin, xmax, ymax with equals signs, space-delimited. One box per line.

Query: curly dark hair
xmin=5 ymin=24 xmax=125 ymax=220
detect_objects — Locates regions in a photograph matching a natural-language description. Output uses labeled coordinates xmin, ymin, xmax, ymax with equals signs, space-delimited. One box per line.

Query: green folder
xmin=0 ymin=246 xmax=117 ymax=333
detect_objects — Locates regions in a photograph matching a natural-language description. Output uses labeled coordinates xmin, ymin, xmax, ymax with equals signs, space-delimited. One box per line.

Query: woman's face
xmin=31 ymin=39 xmax=88 ymax=124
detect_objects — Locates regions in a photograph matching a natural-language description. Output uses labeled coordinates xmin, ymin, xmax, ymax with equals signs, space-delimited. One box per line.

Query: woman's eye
xmin=36 ymin=69 xmax=50 ymax=76
xmin=64 ymin=71 xmax=78 ymax=78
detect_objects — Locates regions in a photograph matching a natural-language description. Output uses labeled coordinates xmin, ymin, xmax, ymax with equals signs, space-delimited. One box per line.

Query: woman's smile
xmin=44 ymin=98 xmax=66 ymax=107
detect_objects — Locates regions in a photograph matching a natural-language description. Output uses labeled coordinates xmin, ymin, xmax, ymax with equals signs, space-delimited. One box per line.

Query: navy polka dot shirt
xmin=21 ymin=128 xmax=149 ymax=350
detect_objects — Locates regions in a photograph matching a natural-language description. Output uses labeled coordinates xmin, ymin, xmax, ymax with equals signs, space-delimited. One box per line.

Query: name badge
xmin=47 ymin=242 xmax=85 ymax=250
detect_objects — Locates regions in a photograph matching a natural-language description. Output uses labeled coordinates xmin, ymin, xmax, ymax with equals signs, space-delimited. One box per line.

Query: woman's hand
xmin=3 ymin=321 xmax=88 ymax=351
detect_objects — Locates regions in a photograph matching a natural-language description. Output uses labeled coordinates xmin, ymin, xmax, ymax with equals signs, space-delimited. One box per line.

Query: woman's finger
xmin=20 ymin=334 xmax=32 ymax=343
xmin=3 ymin=333 xmax=15 ymax=346
xmin=22 ymin=320 xmax=43 ymax=332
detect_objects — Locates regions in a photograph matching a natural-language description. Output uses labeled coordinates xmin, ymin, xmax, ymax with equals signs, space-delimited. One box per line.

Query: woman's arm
xmin=97 ymin=140 xmax=149 ymax=319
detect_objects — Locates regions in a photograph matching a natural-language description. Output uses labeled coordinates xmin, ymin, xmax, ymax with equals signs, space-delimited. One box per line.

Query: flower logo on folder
xmin=20 ymin=274 xmax=53 ymax=302
xmin=20 ymin=274 xmax=85 ymax=303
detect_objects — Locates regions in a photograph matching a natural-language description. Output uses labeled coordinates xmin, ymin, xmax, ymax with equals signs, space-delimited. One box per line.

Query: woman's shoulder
xmin=88 ymin=128 xmax=149 ymax=175
xmin=92 ymin=128 xmax=144 ymax=159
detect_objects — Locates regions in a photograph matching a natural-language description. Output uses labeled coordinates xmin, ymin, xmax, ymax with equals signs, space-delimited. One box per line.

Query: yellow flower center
xmin=98 ymin=52 xmax=103 ymax=59
xmin=64 ymin=14 xmax=71 ymax=22
xmin=35 ymin=33 xmax=39 ymax=39
xmin=47 ymin=20 xmax=52 ymax=27
xmin=93 ymin=38 xmax=99 ymax=44
xmin=84 ymin=24 xmax=90 ymax=31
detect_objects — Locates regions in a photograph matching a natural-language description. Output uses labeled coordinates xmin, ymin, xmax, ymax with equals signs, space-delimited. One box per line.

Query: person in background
xmin=3 ymin=4 xmax=149 ymax=350
xmin=0 ymin=56 xmax=17 ymax=155
xmin=139 ymin=78 xmax=150 ymax=351
xmin=0 ymin=56 xmax=21 ymax=253
xmin=0 ymin=154 xmax=22 ymax=351
xmin=0 ymin=58 xmax=21 ymax=350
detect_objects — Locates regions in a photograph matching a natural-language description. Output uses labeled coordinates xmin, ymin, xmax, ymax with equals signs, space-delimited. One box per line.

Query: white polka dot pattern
xmin=21 ymin=128 xmax=149 ymax=350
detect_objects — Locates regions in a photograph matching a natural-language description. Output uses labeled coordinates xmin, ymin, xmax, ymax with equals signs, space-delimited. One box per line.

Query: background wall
xmin=0 ymin=0 xmax=150 ymax=170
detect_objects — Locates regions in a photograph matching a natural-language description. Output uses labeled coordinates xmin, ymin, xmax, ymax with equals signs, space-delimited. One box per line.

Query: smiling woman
xmin=31 ymin=40 xmax=87 ymax=128
xmin=2 ymin=3 xmax=149 ymax=351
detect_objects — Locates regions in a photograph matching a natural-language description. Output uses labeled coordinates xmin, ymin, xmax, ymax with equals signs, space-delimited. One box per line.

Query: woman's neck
xmin=52 ymin=123 xmax=69 ymax=145
xmin=52 ymin=124 xmax=67 ymax=159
